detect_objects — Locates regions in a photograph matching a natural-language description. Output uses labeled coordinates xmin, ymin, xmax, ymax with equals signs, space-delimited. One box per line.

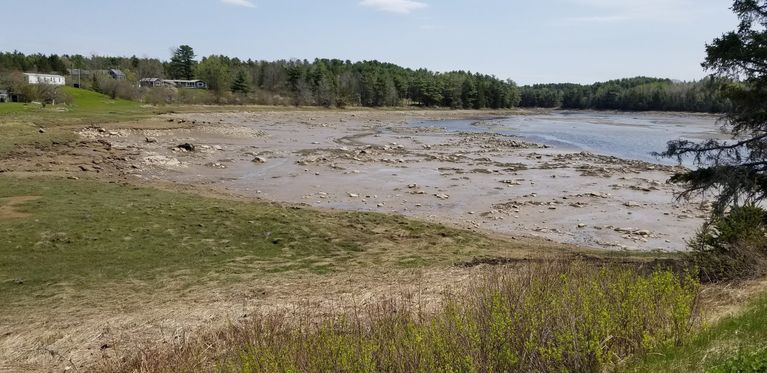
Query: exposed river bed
xmin=84 ymin=110 xmax=726 ymax=252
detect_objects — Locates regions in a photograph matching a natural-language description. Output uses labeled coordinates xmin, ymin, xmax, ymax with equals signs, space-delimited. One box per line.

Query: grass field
xmin=0 ymin=175 xmax=566 ymax=313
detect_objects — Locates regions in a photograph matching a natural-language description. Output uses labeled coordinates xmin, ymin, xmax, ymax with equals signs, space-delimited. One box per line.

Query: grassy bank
xmin=0 ymin=175 xmax=566 ymax=312
xmin=102 ymin=262 xmax=700 ymax=372
xmin=624 ymin=289 xmax=767 ymax=372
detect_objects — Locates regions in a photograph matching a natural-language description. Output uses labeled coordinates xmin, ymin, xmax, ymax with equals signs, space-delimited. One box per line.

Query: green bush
xmin=107 ymin=263 xmax=701 ymax=372
xmin=688 ymin=205 xmax=767 ymax=282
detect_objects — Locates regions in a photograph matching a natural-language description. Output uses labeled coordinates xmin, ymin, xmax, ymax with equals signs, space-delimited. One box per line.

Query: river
xmin=409 ymin=111 xmax=728 ymax=166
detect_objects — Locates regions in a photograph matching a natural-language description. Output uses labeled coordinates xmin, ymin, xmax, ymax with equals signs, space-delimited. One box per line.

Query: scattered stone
xmin=577 ymin=223 xmax=587 ymax=228
xmin=434 ymin=193 xmax=450 ymax=200
xmin=348 ymin=193 xmax=359 ymax=198
xmin=38 ymin=128 xmax=46 ymax=134
xmin=624 ymin=201 xmax=641 ymax=208
xmin=145 ymin=137 xmax=158 ymax=143
xmin=252 ymin=156 xmax=267 ymax=163
xmin=177 ymin=143 xmax=195 ymax=152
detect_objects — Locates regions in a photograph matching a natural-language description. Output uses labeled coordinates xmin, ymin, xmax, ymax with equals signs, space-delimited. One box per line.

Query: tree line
xmin=0 ymin=48 xmax=730 ymax=112
xmin=0 ymin=47 xmax=520 ymax=108
xmin=519 ymin=77 xmax=730 ymax=113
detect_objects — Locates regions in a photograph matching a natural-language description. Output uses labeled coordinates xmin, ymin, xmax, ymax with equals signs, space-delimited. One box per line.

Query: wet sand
xmin=83 ymin=110 xmax=713 ymax=252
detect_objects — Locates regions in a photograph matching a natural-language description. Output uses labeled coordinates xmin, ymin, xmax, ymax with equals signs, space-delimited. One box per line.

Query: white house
xmin=24 ymin=73 xmax=66 ymax=86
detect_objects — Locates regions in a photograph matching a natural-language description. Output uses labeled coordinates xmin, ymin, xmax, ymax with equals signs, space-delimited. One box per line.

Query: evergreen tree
xmin=661 ymin=0 xmax=767 ymax=213
xmin=231 ymin=70 xmax=250 ymax=94
xmin=168 ymin=45 xmax=196 ymax=80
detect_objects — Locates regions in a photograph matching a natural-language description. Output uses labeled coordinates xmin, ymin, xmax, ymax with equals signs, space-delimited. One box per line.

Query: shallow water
xmin=410 ymin=111 xmax=727 ymax=166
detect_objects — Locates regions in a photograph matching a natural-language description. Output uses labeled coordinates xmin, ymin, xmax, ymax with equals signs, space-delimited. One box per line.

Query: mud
xmin=85 ymin=110 xmax=713 ymax=252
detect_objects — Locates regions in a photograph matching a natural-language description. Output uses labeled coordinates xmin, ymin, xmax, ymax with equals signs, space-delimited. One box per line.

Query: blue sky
xmin=1 ymin=0 xmax=737 ymax=84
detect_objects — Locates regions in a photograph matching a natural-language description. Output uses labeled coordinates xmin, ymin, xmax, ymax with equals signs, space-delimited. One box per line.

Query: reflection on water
xmin=410 ymin=111 xmax=728 ymax=166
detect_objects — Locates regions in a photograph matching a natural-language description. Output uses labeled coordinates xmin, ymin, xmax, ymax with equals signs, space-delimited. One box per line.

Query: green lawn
xmin=0 ymin=87 xmax=147 ymax=121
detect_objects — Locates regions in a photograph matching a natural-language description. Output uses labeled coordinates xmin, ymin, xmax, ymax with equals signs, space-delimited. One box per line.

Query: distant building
xmin=23 ymin=73 xmax=66 ymax=86
xmin=139 ymin=78 xmax=169 ymax=88
xmin=164 ymin=79 xmax=208 ymax=89
xmin=109 ymin=69 xmax=126 ymax=80
xmin=0 ymin=90 xmax=8 ymax=103
xmin=140 ymin=78 xmax=208 ymax=89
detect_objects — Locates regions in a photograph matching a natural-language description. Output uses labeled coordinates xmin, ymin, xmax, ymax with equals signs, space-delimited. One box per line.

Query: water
xmin=409 ymin=111 xmax=728 ymax=166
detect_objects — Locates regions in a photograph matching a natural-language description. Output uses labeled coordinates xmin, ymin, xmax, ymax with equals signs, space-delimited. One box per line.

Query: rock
xmin=177 ymin=143 xmax=195 ymax=152
xmin=377 ymin=203 xmax=384 ymax=208
xmin=348 ymin=193 xmax=359 ymax=198
xmin=408 ymin=184 xmax=418 ymax=189
xmin=624 ymin=201 xmax=641 ymax=208
xmin=252 ymin=156 xmax=267 ymax=163
xmin=434 ymin=193 xmax=450 ymax=200
xmin=577 ymin=223 xmax=587 ymax=228
xmin=145 ymin=137 xmax=158 ymax=143
xmin=636 ymin=230 xmax=651 ymax=236
xmin=38 ymin=128 xmax=46 ymax=134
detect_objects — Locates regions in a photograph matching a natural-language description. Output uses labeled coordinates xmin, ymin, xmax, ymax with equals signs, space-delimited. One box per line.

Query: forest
xmin=0 ymin=48 xmax=519 ymax=109
xmin=519 ymin=77 xmax=730 ymax=113
xmin=0 ymin=49 xmax=729 ymax=112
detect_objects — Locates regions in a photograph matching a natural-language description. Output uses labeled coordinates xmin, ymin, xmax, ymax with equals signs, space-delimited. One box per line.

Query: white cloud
xmin=221 ymin=0 xmax=255 ymax=8
xmin=360 ymin=0 xmax=427 ymax=14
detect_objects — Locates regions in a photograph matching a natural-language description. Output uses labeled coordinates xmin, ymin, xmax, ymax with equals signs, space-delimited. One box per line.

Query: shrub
xmin=143 ymin=87 xmax=178 ymax=105
xmin=95 ymin=77 xmax=141 ymax=101
xmin=103 ymin=262 xmax=700 ymax=372
xmin=687 ymin=205 xmax=767 ymax=282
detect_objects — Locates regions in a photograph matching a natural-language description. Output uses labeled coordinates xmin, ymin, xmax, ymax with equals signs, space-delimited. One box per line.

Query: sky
xmin=0 ymin=0 xmax=738 ymax=84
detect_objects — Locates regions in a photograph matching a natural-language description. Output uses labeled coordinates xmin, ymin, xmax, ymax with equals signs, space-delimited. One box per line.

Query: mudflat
xmin=84 ymin=109 xmax=712 ymax=252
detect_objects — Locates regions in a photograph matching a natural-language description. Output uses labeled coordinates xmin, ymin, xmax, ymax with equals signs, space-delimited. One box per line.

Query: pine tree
xmin=168 ymin=45 xmax=196 ymax=80
xmin=661 ymin=0 xmax=767 ymax=213
xmin=231 ymin=70 xmax=250 ymax=94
